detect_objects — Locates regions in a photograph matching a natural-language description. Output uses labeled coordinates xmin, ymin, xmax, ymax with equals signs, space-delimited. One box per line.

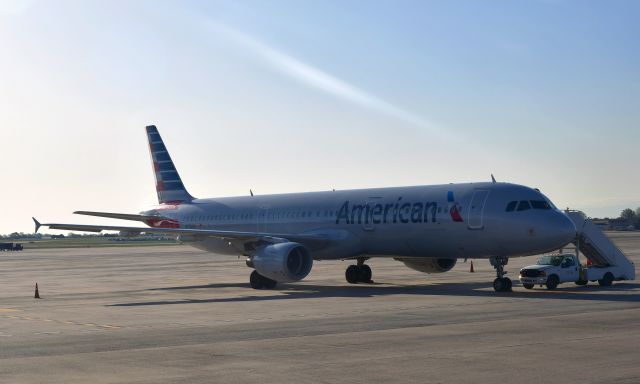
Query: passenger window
xmin=517 ymin=201 xmax=531 ymax=211
xmin=505 ymin=201 xmax=517 ymax=212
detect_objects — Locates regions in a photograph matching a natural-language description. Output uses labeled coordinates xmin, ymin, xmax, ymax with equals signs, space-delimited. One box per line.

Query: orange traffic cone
xmin=470 ymin=260 xmax=475 ymax=273
xmin=34 ymin=283 xmax=40 ymax=299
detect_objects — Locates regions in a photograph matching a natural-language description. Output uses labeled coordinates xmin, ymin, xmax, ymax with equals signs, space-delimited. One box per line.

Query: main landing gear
xmin=249 ymin=270 xmax=277 ymax=289
xmin=490 ymin=256 xmax=512 ymax=292
xmin=345 ymin=258 xmax=373 ymax=284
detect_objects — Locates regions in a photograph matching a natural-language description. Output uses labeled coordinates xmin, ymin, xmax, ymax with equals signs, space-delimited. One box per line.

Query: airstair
xmin=564 ymin=210 xmax=635 ymax=281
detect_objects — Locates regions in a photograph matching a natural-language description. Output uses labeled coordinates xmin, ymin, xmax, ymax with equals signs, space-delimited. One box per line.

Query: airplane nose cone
xmin=555 ymin=212 xmax=577 ymax=245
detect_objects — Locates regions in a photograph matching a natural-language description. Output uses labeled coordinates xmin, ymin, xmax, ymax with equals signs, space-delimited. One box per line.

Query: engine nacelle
xmin=252 ymin=242 xmax=313 ymax=283
xmin=398 ymin=257 xmax=457 ymax=274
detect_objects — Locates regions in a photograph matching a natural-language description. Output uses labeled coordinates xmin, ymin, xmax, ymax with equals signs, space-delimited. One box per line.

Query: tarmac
xmin=1 ymin=232 xmax=639 ymax=383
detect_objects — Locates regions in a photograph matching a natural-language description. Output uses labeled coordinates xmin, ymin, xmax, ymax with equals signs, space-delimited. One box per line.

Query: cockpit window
xmin=530 ymin=200 xmax=551 ymax=210
xmin=505 ymin=201 xmax=517 ymax=212
xmin=517 ymin=200 xmax=531 ymax=211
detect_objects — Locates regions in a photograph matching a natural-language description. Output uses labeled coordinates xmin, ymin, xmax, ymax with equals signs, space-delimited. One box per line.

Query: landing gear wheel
xmin=490 ymin=256 xmax=512 ymax=292
xmin=493 ymin=278 xmax=504 ymax=292
xmin=493 ymin=277 xmax=512 ymax=292
xmin=598 ymin=272 xmax=613 ymax=287
xmin=504 ymin=277 xmax=512 ymax=291
xmin=575 ymin=280 xmax=588 ymax=286
xmin=523 ymin=283 xmax=534 ymax=290
xmin=546 ymin=275 xmax=559 ymax=290
xmin=263 ymin=278 xmax=277 ymax=289
xmin=359 ymin=264 xmax=372 ymax=283
xmin=250 ymin=270 xmax=277 ymax=290
xmin=250 ymin=270 xmax=264 ymax=289
xmin=345 ymin=265 xmax=360 ymax=284
xmin=345 ymin=263 xmax=373 ymax=284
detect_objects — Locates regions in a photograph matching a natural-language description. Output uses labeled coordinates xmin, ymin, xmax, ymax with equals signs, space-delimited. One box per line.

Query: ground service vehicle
xmin=519 ymin=211 xmax=636 ymax=290
xmin=519 ymin=253 xmax=627 ymax=289
xmin=0 ymin=243 xmax=23 ymax=251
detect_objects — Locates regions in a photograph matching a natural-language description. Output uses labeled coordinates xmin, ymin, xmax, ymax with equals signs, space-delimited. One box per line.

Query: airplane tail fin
xmin=146 ymin=125 xmax=194 ymax=204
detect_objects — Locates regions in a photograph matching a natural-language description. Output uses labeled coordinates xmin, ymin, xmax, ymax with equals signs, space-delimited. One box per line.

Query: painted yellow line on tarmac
xmin=0 ymin=308 xmax=20 ymax=313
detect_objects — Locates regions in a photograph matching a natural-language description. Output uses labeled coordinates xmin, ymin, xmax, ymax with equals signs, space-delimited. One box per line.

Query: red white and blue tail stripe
xmin=146 ymin=125 xmax=194 ymax=204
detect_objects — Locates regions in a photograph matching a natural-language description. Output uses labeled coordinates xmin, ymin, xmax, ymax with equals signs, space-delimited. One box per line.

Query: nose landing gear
xmin=490 ymin=256 xmax=512 ymax=292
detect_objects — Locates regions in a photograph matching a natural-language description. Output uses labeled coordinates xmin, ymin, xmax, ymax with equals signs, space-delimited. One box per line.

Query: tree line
xmin=619 ymin=207 xmax=640 ymax=229
xmin=0 ymin=232 xmax=118 ymax=240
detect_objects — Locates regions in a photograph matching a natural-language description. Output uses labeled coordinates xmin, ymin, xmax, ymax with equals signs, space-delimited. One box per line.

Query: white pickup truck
xmin=518 ymin=254 xmax=623 ymax=290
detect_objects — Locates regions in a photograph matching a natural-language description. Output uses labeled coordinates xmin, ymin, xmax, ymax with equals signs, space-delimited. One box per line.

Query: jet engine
xmin=398 ymin=257 xmax=457 ymax=273
xmin=250 ymin=242 xmax=313 ymax=282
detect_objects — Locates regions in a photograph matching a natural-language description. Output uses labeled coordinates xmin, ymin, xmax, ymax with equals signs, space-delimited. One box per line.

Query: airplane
xmin=33 ymin=125 xmax=577 ymax=292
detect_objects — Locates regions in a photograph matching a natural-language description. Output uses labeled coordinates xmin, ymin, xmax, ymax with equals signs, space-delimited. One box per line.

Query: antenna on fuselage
xmin=250 ymin=189 xmax=254 ymax=197
xmin=491 ymin=174 xmax=496 ymax=183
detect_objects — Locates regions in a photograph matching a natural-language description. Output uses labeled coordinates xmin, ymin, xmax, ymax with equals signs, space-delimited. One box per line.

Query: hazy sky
xmin=1 ymin=0 xmax=639 ymax=234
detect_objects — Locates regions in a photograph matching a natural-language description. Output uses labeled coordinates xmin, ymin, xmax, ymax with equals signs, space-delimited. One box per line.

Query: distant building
xmin=592 ymin=219 xmax=610 ymax=230
xmin=608 ymin=218 xmax=634 ymax=231
xmin=590 ymin=218 xmax=635 ymax=231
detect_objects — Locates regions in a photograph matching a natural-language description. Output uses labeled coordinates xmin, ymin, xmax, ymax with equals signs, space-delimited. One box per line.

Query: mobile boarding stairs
xmin=564 ymin=210 xmax=636 ymax=282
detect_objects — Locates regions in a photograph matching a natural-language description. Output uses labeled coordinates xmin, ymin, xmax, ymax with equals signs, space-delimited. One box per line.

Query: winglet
xmin=32 ymin=217 xmax=42 ymax=233
xmin=491 ymin=174 xmax=496 ymax=183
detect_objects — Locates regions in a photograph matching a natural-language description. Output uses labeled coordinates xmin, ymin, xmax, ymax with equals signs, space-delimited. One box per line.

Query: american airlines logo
xmin=336 ymin=192 xmax=464 ymax=225
xmin=336 ymin=198 xmax=439 ymax=225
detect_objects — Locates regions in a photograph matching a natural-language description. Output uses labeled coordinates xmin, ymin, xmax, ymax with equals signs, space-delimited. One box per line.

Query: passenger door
xmin=467 ymin=190 xmax=490 ymax=230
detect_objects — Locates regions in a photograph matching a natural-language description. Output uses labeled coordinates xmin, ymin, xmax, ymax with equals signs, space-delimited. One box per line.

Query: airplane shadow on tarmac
xmin=108 ymin=281 xmax=640 ymax=307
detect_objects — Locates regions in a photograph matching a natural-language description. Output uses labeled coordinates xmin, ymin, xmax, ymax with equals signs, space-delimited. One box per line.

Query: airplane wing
xmin=73 ymin=211 xmax=159 ymax=222
xmin=32 ymin=218 xmax=329 ymax=249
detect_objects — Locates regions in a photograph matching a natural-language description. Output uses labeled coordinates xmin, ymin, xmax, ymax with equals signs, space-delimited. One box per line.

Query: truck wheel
xmin=575 ymin=280 xmax=588 ymax=286
xmin=523 ymin=283 xmax=534 ymax=290
xmin=598 ymin=272 xmax=613 ymax=287
xmin=546 ymin=275 xmax=559 ymax=290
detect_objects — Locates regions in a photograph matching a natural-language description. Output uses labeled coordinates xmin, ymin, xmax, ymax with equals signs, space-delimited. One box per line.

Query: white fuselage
xmin=142 ymin=182 xmax=576 ymax=261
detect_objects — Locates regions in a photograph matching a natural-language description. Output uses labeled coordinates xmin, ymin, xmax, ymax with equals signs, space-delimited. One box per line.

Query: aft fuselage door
xmin=467 ymin=190 xmax=490 ymax=230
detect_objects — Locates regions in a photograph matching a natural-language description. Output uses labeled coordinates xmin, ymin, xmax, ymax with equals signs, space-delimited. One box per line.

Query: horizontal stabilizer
xmin=32 ymin=217 xmax=41 ymax=233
